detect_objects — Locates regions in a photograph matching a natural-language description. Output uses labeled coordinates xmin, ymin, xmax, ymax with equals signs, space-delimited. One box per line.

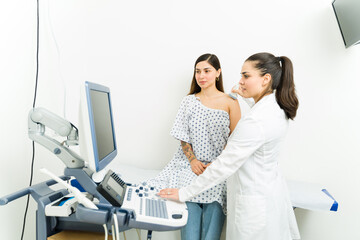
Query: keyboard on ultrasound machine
xmin=121 ymin=182 xmax=188 ymax=228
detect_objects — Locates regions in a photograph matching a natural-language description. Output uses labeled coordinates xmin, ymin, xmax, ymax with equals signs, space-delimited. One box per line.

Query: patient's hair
xmin=246 ymin=52 xmax=299 ymax=120
xmin=189 ymin=54 xmax=224 ymax=94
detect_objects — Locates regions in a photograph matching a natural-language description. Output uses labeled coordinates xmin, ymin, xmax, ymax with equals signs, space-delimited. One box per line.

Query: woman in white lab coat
xmin=159 ymin=52 xmax=301 ymax=240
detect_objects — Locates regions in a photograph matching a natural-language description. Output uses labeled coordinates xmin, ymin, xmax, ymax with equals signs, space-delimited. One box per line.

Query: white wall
xmin=1 ymin=0 xmax=359 ymax=239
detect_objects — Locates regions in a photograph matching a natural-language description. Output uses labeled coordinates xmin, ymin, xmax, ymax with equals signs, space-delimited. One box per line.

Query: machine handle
xmin=0 ymin=176 xmax=69 ymax=205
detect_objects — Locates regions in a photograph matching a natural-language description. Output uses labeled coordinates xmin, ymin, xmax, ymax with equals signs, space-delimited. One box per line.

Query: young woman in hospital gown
xmin=159 ymin=52 xmax=301 ymax=240
xmin=147 ymin=53 xmax=241 ymax=240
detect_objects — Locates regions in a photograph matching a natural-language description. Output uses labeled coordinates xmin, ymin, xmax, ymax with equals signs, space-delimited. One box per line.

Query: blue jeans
xmin=181 ymin=201 xmax=225 ymax=240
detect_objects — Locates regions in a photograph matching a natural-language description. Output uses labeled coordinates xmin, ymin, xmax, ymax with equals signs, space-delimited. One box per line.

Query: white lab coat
xmin=179 ymin=94 xmax=300 ymax=240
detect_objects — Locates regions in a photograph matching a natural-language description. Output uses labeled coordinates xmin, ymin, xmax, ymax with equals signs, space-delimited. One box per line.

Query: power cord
xmin=20 ymin=0 xmax=40 ymax=239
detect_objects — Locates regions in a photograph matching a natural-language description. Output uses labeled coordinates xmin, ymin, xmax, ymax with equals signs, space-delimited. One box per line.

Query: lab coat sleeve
xmin=179 ymin=116 xmax=265 ymax=202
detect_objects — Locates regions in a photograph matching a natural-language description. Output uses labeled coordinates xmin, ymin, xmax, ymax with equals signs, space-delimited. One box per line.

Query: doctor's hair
xmin=189 ymin=53 xmax=224 ymax=95
xmin=246 ymin=52 xmax=299 ymax=120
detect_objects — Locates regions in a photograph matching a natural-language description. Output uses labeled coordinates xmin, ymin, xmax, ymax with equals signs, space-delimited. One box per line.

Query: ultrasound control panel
xmin=98 ymin=171 xmax=188 ymax=227
xmin=121 ymin=181 xmax=188 ymax=227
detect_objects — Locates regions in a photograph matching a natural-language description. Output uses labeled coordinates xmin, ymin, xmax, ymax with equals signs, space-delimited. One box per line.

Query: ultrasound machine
xmin=0 ymin=81 xmax=188 ymax=240
xmin=0 ymin=81 xmax=339 ymax=240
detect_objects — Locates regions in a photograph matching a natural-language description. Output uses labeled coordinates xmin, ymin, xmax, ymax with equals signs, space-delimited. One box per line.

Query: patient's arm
xmin=181 ymin=141 xmax=206 ymax=176
xmin=228 ymin=97 xmax=241 ymax=134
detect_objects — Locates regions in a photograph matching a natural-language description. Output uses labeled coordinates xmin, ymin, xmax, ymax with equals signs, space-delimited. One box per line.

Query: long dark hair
xmin=246 ymin=52 xmax=299 ymax=120
xmin=188 ymin=54 xmax=224 ymax=95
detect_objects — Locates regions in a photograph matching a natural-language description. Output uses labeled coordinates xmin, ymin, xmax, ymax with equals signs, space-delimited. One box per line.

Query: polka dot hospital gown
xmin=147 ymin=94 xmax=230 ymax=213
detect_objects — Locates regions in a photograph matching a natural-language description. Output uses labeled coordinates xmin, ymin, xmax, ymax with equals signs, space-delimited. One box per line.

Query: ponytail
xmin=246 ymin=53 xmax=298 ymax=120
xmin=276 ymin=56 xmax=298 ymax=120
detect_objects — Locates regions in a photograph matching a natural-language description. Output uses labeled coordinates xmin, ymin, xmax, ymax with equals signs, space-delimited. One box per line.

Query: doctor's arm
xmin=159 ymin=117 xmax=265 ymax=202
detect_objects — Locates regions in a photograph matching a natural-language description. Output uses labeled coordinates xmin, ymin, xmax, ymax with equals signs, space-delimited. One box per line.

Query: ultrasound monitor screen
xmin=89 ymin=89 xmax=115 ymax=161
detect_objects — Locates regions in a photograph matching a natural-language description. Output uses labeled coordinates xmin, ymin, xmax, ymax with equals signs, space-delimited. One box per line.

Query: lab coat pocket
xmin=235 ymin=195 xmax=267 ymax=238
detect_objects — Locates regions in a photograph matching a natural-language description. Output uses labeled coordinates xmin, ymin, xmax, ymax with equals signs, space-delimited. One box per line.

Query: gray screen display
xmin=90 ymin=90 xmax=115 ymax=161
xmin=108 ymin=177 xmax=124 ymax=195
xmin=333 ymin=0 xmax=360 ymax=47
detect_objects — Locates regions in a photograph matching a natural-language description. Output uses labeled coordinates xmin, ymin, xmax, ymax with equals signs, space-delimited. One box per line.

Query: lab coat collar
xmin=243 ymin=93 xmax=276 ymax=109
xmin=257 ymin=93 xmax=276 ymax=105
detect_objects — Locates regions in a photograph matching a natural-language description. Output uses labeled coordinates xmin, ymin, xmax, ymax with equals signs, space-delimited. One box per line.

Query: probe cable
xmin=113 ymin=213 xmax=120 ymax=240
